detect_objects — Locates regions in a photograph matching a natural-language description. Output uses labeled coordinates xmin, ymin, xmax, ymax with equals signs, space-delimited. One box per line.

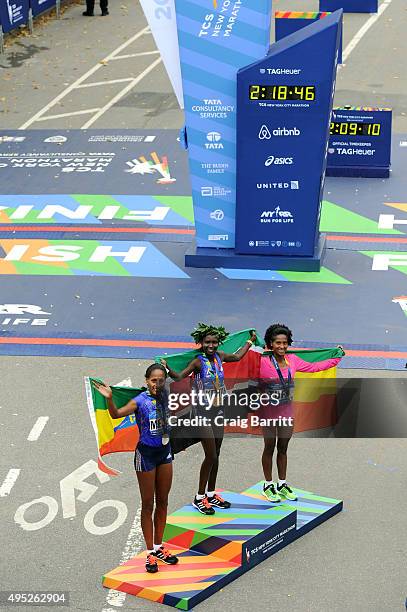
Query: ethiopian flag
xmin=85 ymin=377 xmax=142 ymax=475
xmin=85 ymin=332 xmax=343 ymax=474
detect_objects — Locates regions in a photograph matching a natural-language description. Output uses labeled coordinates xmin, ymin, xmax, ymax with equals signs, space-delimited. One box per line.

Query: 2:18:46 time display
xmin=249 ymin=85 xmax=316 ymax=101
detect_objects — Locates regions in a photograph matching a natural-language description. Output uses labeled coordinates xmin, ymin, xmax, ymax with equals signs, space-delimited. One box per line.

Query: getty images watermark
xmin=167 ymin=389 xmax=293 ymax=429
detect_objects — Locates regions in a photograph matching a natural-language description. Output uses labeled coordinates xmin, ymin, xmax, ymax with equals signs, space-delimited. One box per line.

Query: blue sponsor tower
xmin=176 ymin=3 xmax=341 ymax=271
xmin=235 ymin=12 xmax=342 ymax=261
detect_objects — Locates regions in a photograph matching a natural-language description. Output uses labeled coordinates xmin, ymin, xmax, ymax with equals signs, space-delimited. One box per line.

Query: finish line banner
xmin=175 ymin=0 xmax=272 ymax=248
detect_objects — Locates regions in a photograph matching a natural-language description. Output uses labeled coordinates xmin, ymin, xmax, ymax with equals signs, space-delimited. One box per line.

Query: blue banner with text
xmin=175 ymin=0 xmax=272 ymax=249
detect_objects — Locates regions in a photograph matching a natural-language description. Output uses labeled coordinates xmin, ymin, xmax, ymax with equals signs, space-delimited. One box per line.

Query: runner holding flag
xmin=259 ymin=323 xmax=344 ymax=503
xmin=92 ymin=364 xmax=178 ymax=574
xmin=161 ymin=323 xmax=257 ymax=515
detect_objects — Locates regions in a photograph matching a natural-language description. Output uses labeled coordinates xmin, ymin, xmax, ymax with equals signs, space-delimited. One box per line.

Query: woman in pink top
xmin=259 ymin=323 xmax=344 ymax=504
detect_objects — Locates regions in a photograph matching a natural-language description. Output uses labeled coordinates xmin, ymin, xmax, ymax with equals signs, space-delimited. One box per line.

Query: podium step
xmin=103 ymin=483 xmax=342 ymax=609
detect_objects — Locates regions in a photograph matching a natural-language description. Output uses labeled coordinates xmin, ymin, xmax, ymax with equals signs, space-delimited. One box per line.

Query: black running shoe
xmin=207 ymin=493 xmax=231 ymax=509
xmin=192 ymin=495 xmax=215 ymax=515
xmin=101 ymin=10 xmax=109 ymax=15
xmin=145 ymin=553 xmax=158 ymax=573
xmin=153 ymin=547 xmax=179 ymax=565
xmin=82 ymin=11 xmax=94 ymax=16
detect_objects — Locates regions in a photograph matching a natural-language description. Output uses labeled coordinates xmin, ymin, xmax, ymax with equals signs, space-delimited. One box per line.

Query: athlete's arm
xmin=91 ymin=381 xmax=137 ymax=418
xmin=220 ymin=331 xmax=257 ymax=363
xmin=291 ymin=346 xmax=344 ymax=373
xmin=160 ymin=357 xmax=200 ymax=381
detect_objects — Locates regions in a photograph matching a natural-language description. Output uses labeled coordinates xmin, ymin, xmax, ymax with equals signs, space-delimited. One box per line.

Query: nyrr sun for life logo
xmin=125 ymin=152 xmax=176 ymax=184
xmin=205 ymin=131 xmax=223 ymax=150
xmin=260 ymin=206 xmax=294 ymax=223
xmin=0 ymin=304 xmax=51 ymax=327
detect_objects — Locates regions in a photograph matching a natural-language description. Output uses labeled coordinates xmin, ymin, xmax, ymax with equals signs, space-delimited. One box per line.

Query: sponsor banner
xmin=235 ymin=12 xmax=342 ymax=256
xmin=0 ymin=195 xmax=194 ymax=227
xmin=0 ymin=130 xmax=189 ymax=196
xmin=327 ymin=108 xmax=392 ymax=171
xmin=0 ymin=239 xmax=189 ymax=278
xmin=0 ymin=0 xmax=29 ymax=33
xmin=139 ymin=0 xmax=184 ymax=108
xmin=30 ymin=0 xmax=56 ymax=17
xmin=175 ymin=0 xmax=272 ymax=248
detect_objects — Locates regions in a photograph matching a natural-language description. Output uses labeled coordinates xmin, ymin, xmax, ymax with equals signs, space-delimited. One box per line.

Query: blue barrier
xmin=0 ymin=0 xmax=62 ymax=51
xmin=0 ymin=0 xmax=30 ymax=34
xmin=31 ymin=0 xmax=57 ymax=18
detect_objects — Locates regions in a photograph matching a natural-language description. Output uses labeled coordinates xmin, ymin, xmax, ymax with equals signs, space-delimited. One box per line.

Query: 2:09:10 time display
xmin=330 ymin=122 xmax=381 ymax=136
xmin=249 ymin=85 xmax=316 ymax=101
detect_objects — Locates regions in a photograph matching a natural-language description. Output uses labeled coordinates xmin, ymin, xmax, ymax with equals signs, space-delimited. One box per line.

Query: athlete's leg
xmin=276 ymin=424 xmax=294 ymax=481
xmin=207 ymin=416 xmax=224 ymax=492
xmin=261 ymin=425 xmax=277 ymax=481
xmin=198 ymin=430 xmax=217 ymax=495
xmin=153 ymin=462 xmax=173 ymax=546
xmin=136 ymin=469 xmax=156 ymax=551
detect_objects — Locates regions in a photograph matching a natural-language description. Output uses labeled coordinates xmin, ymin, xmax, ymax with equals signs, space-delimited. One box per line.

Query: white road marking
xmin=111 ymin=51 xmax=160 ymax=60
xmin=0 ymin=468 xmax=21 ymax=497
xmin=101 ymin=507 xmax=143 ymax=610
xmin=18 ymin=25 xmax=151 ymax=129
xmin=35 ymin=108 xmax=101 ymax=121
xmin=76 ymin=79 xmax=134 ymax=89
xmin=81 ymin=57 xmax=162 ymax=129
xmin=27 ymin=416 xmax=49 ymax=441
xmin=100 ymin=374 xmax=140 ymax=609
xmin=340 ymin=0 xmax=393 ymax=65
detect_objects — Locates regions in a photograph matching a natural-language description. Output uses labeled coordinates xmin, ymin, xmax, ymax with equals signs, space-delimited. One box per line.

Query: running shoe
xmin=153 ymin=547 xmax=179 ymax=565
xmin=277 ymin=483 xmax=297 ymax=501
xmin=207 ymin=493 xmax=231 ymax=509
xmin=262 ymin=483 xmax=281 ymax=503
xmin=145 ymin=553 xmax=158 ymax=573
xmin=192 ymin=495 xmax=215 ymax=515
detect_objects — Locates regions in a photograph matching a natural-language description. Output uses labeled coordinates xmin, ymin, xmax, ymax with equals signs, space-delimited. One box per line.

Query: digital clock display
xmin=249 ymin=85 xmax=316 ymax=101
xmin=330 ymin=122 xmax=381 ymax=136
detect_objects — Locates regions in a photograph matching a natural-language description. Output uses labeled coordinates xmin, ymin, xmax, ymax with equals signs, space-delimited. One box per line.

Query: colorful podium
xmin=103 ymin=482 xmax=342 ymax=609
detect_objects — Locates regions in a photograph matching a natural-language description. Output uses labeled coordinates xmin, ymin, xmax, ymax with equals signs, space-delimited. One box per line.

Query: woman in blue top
xmin=92 ymin=364 xmax=177 ymax=575
xmin=162 ymin=323 xmax=256 ymax=516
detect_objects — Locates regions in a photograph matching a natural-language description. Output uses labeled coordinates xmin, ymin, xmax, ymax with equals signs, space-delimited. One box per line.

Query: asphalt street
xmin=0 ymin=1 xmax=406 ymax=611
